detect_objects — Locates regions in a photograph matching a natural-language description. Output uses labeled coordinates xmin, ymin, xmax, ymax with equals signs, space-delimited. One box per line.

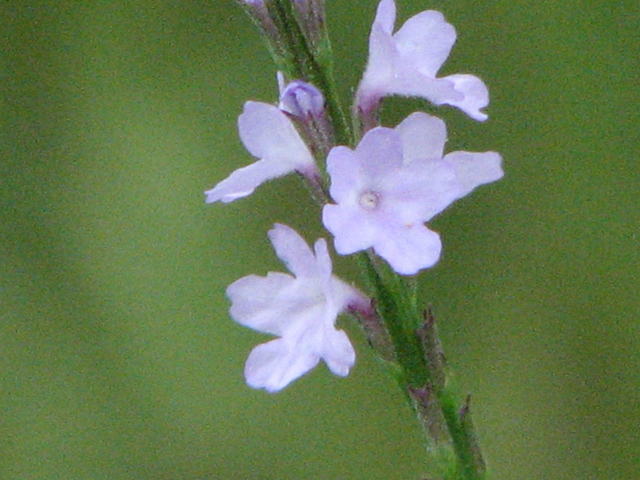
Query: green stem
xmin=439 ymin=390 xmax=487 ymax=480
xmin=357 ymin=253 xmax=429 ymax=388
xmin=359 ymin=253 xmax=487 ymax=480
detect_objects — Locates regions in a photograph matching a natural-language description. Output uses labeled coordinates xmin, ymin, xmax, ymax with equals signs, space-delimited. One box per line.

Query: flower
xmin=322 ymin=112 xmax=503 ymax=275
xmin=227 ymin=223 xmax=366 ymax=392
xmin=356 ymin=0 xmax=490 ymax=122
xmin=205 ymin=101 xmax=319 ymax=203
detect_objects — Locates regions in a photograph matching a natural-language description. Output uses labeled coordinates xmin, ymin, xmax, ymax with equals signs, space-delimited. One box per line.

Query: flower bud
xmin=277 ymin=72 xmax=325 ymax=119
xmin=276 ymin=72 xmax=334 ymax=158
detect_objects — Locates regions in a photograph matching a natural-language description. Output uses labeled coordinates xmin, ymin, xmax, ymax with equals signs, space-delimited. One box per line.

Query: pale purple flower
xmin=322 ymin=112 xmax=503 ymax=275
xmin=356 ymin=0 xmax=490 ymax=122
xmin=205 ymin=101 xmax=319 ymax=203
xmin=227 ymin=223 xmax=366 ymax=392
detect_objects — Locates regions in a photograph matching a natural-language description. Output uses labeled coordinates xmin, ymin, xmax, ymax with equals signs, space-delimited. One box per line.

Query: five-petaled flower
xmin=227 ymin=223 xmax=367 ymax=392
xmin=356 ymin=0 xmax=490 ymax=122
xmin=322 ymin=112 xmax=503 ymax=275
xmin=205 ymin=101 xmax=319 ymax=204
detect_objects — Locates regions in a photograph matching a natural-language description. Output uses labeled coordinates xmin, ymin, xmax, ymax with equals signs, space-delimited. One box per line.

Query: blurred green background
xmin=1 ymin=1 xmax=639 ymax=479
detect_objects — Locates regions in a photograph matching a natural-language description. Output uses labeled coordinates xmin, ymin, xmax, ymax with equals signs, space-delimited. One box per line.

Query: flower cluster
xmin=207 ymin=0 xmax=503 ymax=392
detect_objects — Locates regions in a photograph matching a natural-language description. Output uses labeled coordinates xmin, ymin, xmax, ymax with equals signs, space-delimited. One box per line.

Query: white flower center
xmin=358 ymin=189 xmax=380 ymax=210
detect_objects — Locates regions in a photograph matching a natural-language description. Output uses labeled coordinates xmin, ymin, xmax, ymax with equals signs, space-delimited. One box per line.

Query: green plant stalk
xmin=357 ymin=252 xmax=429 ymax=388
xmin=360 ymin=253 xmax=488 ymax=480
xmin=439 ymin=389 xmax=487 ymax=480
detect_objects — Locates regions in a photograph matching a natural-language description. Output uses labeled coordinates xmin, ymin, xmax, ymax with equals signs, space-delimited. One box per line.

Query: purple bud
xmin=278 ymin=75 xmax=325 ymax=119
xmin=275 ymin=72 xmax=334 ymax=158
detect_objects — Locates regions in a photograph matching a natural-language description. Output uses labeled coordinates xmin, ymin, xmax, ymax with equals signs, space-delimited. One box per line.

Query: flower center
xmin=358 ymin=189 xmax=380 ymax=210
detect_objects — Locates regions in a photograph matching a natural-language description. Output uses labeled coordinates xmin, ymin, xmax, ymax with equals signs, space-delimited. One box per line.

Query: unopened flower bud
xmin=276 ymin=72 xmax=334 ymax=157
xmin=277 ymin=72 xmax=325 ymax=119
